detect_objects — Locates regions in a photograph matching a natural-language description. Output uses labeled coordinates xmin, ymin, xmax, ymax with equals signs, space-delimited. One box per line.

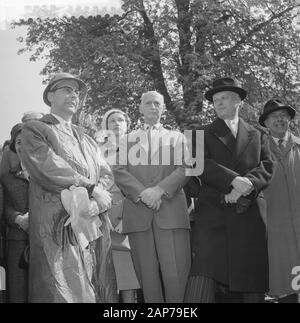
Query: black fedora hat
xmin=259 ymin=99 xmax=296 ymax=127
xmin=205 ymin=77 xmax=247 ymax=102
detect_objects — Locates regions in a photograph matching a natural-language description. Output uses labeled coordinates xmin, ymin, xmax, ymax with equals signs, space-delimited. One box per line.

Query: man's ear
xmin=47 ymin=92 xmax=54 ymax=104
xmin=264 ymin=118 xmax=270 ymax=129
xmin=139 ymin=103 xmax=143 ymax=114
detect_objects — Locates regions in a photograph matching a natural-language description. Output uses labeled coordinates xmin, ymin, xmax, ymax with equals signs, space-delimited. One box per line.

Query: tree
xmin=13 ymin=0 xmax=300 ymax=133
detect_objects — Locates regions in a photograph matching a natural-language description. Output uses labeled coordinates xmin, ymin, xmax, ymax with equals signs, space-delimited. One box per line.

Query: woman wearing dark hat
xmin=1 ymin=123 xmax=29 ymax=303
xmin=260 ymin=99 xmax=300 ymax=303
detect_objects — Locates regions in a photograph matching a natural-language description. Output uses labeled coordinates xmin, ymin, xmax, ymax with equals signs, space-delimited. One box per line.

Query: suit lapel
xmin=272 ymin=133 xmax=300 ymax=158
xmin=234 ymin=119 xmax=255 ymax=165
xmin=209 ymin=118 xmax=236 ymax=154
xmin=40 ymin=114 xmax=60 ymax=125
xmin=269 ymin=137 xmax=280 ymax=157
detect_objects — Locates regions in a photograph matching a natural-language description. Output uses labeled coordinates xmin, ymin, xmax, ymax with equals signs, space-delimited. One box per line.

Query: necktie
xmin=278 ymin=139 xmax=284 ymax=151
xmin=147 ymin=126 xmax=152 ymax=165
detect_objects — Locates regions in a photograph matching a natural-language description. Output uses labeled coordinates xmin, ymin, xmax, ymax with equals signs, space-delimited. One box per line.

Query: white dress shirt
xmin=224 ymin=117 xmax=239 ymax=138
xmin=144 ymin=122 xmax=163 ymax=132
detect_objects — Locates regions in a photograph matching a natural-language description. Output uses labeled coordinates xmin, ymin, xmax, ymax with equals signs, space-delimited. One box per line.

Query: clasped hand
xmin=224 ymin=177 xmax=253 ymax=204
xmin=114 ymin=220 xmax=123 ymax=233
xmin=139 ymin=186 xmax=165 ymax=211
xmin=92 ymin=186 xmax=112 ymax=213
xmin=15 ymin=212 xmax=29 ymax=232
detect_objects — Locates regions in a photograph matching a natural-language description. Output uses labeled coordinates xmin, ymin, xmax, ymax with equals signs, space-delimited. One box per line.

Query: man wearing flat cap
xmin=185 ymin=77 xmax=274 ymax=303
xmin=21 ymin=72 xmax=117 ymax=303
xmin=260 ymin=99 xmax=300 ymax=303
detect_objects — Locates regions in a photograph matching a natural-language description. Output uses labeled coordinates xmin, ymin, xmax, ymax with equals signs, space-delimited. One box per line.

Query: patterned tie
xmin=278 ymin=138 xmax=284 ymax=151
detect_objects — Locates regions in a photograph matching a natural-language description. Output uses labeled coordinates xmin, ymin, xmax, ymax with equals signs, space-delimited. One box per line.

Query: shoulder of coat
xmin=291 ymin=134 xmax=300 ymax=146
xmin=22 ymin=119 xmax=48 ymax=132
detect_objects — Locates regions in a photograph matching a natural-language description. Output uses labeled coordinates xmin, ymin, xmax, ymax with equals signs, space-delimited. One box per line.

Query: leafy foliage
xmin=13 ymin=0 xmax=300 ymax=134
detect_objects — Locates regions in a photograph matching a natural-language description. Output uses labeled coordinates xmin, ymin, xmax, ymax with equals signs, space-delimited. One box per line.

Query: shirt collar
xmin=224 ymin=116 xmax=239 ymax=127
xmin=144 ymin=123 xmax=162 ymax=131
xmin=51 ymin=113 xmax=72 ymax=126
xmin=272 ymin=132 xmax=289 ymax=144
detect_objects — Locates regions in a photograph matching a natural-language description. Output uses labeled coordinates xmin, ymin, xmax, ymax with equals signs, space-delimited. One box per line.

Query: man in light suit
xmin=113 ymin=91 xmax=191 ymax=302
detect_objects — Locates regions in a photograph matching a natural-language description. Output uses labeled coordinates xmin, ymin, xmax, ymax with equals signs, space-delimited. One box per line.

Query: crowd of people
xmin=0 ymin=73 xmax=299 ymax=303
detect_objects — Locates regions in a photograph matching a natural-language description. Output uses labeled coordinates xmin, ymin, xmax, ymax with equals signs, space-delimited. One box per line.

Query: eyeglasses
xmin=50 ymin=86 xmax=80 ymax=96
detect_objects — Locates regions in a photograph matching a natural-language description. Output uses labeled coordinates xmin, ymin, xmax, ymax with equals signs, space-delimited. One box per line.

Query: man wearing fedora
xmin=259 ymin=99 xmax=300 ymax=303
xmin=20 ymin=72 xmax=118 ymax=303
xmin=185 ymin=77 xmax=274 ymax=303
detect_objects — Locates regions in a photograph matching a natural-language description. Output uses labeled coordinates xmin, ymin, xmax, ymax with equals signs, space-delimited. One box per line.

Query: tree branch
xmin=135 ymin=0 xmax=176 ymax=114
xmin=216 ymin=4 xmax=300 ymax=60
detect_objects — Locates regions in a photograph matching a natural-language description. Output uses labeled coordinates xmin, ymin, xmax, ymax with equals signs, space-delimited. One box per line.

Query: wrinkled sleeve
xmin=5 ymin=198 xmax=22 ymax=228
xmin=245 ymin=131 xmax=274 ymax=195
xmin=96 ymin=145 xmax=114 ymax=191
xmin=157 ymin=132 xmax=191 ymax=198
xmin=21 ymin=121 xmax=84 ymax=193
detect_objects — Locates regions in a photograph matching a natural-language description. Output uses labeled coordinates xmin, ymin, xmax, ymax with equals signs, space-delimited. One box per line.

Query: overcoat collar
xmin=209 ymin=118 xmax=236 ymax=153
xmin=40 ymin=114 xmax=90 ymax=167
xmin=209 ymin=117 xmax=255 ymax=163
xmin=40 ymin=114 xmax=85 ymax=141
xmin=269 ymin=132 xmax=300 ymax=157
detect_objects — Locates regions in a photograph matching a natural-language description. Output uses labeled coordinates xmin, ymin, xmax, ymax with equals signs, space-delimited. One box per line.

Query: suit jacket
xmin=113 ymin=126 xmax=190 ymax=234
xmin=190 ymin=118 xmax=274 ymax=293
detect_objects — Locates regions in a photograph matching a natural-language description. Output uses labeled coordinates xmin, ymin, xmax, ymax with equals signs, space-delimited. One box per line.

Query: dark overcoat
xmin=190 ymin=118 xmax=274 ymax=293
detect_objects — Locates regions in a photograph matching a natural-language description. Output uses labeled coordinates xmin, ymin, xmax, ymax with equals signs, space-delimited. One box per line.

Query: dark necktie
xmin=278 ymin=139 xmax=284 ymax=152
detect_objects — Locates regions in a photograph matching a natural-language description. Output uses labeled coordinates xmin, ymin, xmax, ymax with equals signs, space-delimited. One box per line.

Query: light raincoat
xmin=264 ymin=133 xmax=300 ymax=297
xmin=21 ymin=114 xmax=117 ymax=303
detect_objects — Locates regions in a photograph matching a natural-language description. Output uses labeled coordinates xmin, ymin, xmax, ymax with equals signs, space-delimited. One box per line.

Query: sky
xmin=0 ymin=0 xmax=121 ymax=145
